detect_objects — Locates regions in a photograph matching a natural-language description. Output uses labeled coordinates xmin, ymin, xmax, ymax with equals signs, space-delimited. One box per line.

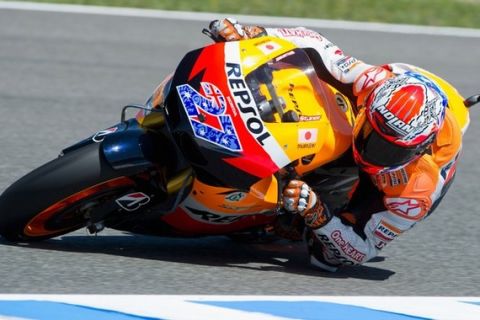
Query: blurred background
xmin=13 ymin=0 xmax=480 ymax=29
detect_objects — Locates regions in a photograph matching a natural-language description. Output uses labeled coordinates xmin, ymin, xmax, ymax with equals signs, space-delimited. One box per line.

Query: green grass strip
xmin=13 ymin=0 xmax=480 ymax=29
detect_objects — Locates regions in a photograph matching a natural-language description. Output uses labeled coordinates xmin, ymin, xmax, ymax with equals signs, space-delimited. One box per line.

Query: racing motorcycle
xmin=0 ymin=36 xmax=476 ymax=242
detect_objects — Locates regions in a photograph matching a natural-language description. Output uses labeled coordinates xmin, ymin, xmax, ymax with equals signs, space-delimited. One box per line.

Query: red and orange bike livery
xmin=0 ymin=36 xmax=473 ymax=242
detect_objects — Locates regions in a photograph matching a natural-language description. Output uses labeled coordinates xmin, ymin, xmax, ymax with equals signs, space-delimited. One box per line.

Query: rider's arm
xmin=263 ymin=27 xmax=377 ymax=102
xmin=208 ymin=19 xmax=389 ymax=102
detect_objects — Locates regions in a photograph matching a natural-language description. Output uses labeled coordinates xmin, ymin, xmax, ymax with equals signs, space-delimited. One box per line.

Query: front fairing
xmin=164 ymin=36 xmax=352 ymax=189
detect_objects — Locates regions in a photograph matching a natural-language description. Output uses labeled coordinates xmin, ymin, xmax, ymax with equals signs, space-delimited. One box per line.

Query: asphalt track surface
xmin=0 ymin=7 xmax=479 ymax=296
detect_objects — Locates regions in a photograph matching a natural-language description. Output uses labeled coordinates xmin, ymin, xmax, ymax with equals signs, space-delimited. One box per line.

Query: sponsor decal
xmin=186 ymin=207 xmax=246 ymax=224
xmin=387 ymin=169 xmax=409 ymax=187
xmin=275 ymin=50 xmax=295 ymax=62
xmin=389 ymin=172 xmax=400 ymax=187
xmin=335 ymin=56 xmax=358 ymax=73
xmin=288 ymin=83 xmax=302 ymax=115
xmin=92 ymin=126 xmax=118 ymax=143
xmin=373 ymin=174 xmax=388 ymax=189
xmin=373 ymin=103 xmax=416 ymax=135
xmin=298 ymin=128 xmax=318 ymax=144
xmin=277 ymin=28 xmax=324 ymax=40
xmin=224 ymin=191 xmax=246 ymax=202
xmin=115 ymin=192 xmax=150 ymax=212
xmin=385 ymin=197 xmax=425 ymax=219
xmin=380 ymin=174 xmax=388 ymax=187
xmin=176 ymin=82 xmax=242 ymax=152
xmin=354 ymin=66 xmax=390 ymax=95
xmin=256 ymin=40 xmax=282 ymax=55
xmin=330 ymin=230 xmax=366 ymax=263
xmin=369 ymin=72 xmax=447 ymax=143
xmin=299 ymin=115 xmax=321 ymax=122
xmin=400 ymin=168 xmax=409 ymax=184
xmin=219 ymin=204 xmax=260 ymax=212
xmin=297 ymin=143 xmax=316 ymax=149
xmin=224 ymin=42 xmax=291 ymax=171
xmin=375 ymin=240 xmax=387 ymax=250
xmin=335 ymin=93 xmax=348 ymax=112
xmin=373 ymin=220 xmax=402 ymax=250
xmin=317 ymin=233 xmax=356 ymax=266
xmin=225 ymin=62 xmax=272 ymax=147
xmin=298 ymin=128 xmax=318 ymax=149
xmin=369 ymin=77 xmax=419 ymax=136
xmin=374 ymin=220 xmax=400 ymax=243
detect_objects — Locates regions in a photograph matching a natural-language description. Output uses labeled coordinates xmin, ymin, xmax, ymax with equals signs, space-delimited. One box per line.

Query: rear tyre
xmin=0 ymin=143 xmax=134 ymax=242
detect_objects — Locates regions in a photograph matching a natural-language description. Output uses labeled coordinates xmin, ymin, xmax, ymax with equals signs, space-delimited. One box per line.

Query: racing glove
xmin=282 ymin=180 xmax=332 ymax=229
xmin=207 ymin=18 xmax=267 ymax=42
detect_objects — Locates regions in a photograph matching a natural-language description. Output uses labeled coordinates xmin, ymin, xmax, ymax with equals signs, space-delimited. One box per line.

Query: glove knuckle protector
xmin=207 ymin=18 xmax=266 ymax=43
xmin=282 ymin=180 xmax=332 ymax=229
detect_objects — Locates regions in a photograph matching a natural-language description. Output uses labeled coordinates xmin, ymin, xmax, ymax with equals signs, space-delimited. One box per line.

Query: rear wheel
xmin=0 ymin=143 xmax=135 ymax=242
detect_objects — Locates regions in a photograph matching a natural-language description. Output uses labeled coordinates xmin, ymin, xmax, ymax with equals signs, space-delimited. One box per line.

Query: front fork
xmin=85 ymin=167 xmax=194 ymax=234
xmin=61 ymin=107 xmax=193 ymax=233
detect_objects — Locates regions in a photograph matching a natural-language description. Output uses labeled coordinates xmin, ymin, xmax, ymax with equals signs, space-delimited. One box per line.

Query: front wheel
xmin=0 ymin=143 xmax=135 ymax=242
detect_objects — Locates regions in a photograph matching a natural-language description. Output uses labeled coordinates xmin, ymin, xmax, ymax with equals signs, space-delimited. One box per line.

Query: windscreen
xmin=245 ymin=49 xmax=326 ymax=123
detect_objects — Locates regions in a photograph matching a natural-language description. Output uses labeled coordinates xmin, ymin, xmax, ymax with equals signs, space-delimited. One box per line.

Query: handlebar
xmin=464 ymin=94 xmax=480 ymax=108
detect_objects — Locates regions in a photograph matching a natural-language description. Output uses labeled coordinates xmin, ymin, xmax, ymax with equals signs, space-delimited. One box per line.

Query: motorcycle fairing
xmin=161 ymin=176 xmax=278 ymax=235
xmin=176 ymin=81 xmax=242 ymax=152
xmin=167 ymin=39 xmax=294 ymax=190
xmin=221 ymin=40 xmax=292 ymax=176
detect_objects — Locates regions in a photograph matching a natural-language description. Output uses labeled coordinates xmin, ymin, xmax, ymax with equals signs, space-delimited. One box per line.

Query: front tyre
xmin=0 ymin=143 xmax=134 ymax=242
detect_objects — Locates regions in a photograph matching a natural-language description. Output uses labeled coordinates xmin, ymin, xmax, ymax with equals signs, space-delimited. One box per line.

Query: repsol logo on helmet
xmin=226 ymin=63 xmax=271 ymax=146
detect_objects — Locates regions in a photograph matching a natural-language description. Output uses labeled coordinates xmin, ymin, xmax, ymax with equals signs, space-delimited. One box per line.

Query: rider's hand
xmin=282 ymin=180 xmax=331 ymax=229
xmin=208 ymin=18 xmax=266 ymax=42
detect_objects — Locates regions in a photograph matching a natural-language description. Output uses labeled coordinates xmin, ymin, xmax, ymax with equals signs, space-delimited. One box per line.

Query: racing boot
xmin=305 ymin=228 xmax=341 ymax=272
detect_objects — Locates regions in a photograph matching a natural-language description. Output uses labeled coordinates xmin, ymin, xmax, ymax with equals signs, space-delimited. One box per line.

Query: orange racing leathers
xmin=263 ymin=27 xmax=469 ymax=271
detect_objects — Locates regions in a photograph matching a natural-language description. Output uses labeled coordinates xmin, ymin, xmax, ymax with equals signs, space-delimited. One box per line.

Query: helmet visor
xmin=353 ymin=111 xmax=426 ymax=167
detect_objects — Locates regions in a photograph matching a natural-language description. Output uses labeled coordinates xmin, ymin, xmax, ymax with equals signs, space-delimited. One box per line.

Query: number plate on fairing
xmin=176 ymin=82 xmax=242 ymax=152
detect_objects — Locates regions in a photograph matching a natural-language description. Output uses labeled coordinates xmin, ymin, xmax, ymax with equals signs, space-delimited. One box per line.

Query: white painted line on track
xmin=1 ymin=1 xmax=480 ymax=38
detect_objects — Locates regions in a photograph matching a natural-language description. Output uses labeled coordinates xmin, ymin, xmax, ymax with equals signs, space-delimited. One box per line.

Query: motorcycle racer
xmin=207 ymin=18 xmax=469 ymax=271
